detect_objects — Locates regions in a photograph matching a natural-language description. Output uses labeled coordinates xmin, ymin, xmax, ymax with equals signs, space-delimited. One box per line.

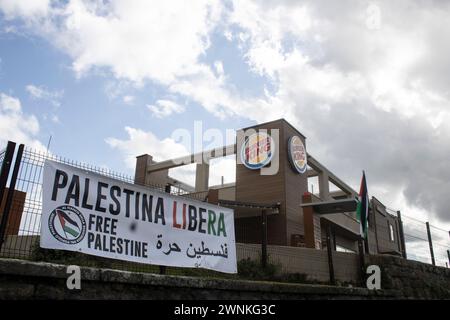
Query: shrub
xmin=237 ymin=258 xmax=280 ymax=281
xmin=31 ymin=242 xmax=119 ymax=269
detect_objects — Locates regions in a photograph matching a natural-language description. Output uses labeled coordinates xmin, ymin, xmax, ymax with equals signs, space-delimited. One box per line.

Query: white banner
xmin=40 ymin=160 xmax=237 ymax=273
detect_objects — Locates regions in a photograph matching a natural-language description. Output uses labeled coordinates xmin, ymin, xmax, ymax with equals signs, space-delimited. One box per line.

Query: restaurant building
xmin=134 ymin=119 xmax=406 ymax=257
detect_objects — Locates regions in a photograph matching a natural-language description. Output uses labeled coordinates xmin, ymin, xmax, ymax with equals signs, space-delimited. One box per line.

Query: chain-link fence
xmin=0 ymin=141 xmax=448 ymax=286
xmin=0 ymin=143 xmax=231 ymax=277
xmin=0 ymin=142 xmax=353 ymax=285
xmin=396 ymin=212 xmax=450 ymax=267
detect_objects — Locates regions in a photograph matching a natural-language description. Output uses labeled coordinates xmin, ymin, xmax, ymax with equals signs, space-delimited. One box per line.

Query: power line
xmin=400 ymin=213 xmax=449 ymax=232
xmin=404 ymin=234 xmax=428 ymax=242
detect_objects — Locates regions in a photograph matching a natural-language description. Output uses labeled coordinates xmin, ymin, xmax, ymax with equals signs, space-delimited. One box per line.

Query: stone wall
xmin=2 ymin=237 xmax=449 ymax=299
xmin=366 ymin=254 xmax=450 ymax=299
xmin=0 ymin=258 xmax=397 ymax=300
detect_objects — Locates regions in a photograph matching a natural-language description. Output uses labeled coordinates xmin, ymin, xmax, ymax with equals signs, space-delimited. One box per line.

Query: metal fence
xmin=0 ymin=141 xmax=448 ymax=284
xmin=0 ymin=142 xmax=223 ymax=277
xmin=395 ymin=211 xmax=450 ymax=267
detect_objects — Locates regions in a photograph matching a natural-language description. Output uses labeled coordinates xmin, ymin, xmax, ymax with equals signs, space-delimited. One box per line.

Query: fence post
xmin=0 ymin=141 xmax=16 ymax=222
xmin=0 ymin=144 xmax=23 ymax=253
xmin=425 ymin=222 xmax=435 ymax=266
xmin=447 ymin=250 xmax=450 ymax=268
xmin=261 ymin=209 xmax=268 ymax=268
xmin=397 ymin=210 xmax=407 ymax=259
xmin=158 ymin=184 xmax=172 ymax=275
xmin=326 ymin=224 xmax=335 ymax=285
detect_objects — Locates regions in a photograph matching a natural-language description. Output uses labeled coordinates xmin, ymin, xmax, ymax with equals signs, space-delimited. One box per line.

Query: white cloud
xmin=213 ymin=61 xmax=224 ymax=76
xmin=122 ymin=95 xmax=135 ymax=105
xmin=168 ymin=64 xmax=289 ymax=121
xmin=147 ymin=99 xmax=185 ymax=118
xmin=105 ymin=126 xmax=197 ymax=186
xmin=0 ymin=93 xmax=46 ymax=150
xmin=0 ymin=0 xmax=50 ymax=19
xmin=105 ymin=126 xmax=190 ymax=170
xmin=0 ymin=92 xmax=21 ymax=112
xmin=15 ymin=0 xmax=224 ymax=85
xmin=51 ymin=114 xmax=60 ymax=123
xmin=26 ymin=84 xmax=63 ymax=107
xmin=224 ymin=30 xmax=233 ymax=41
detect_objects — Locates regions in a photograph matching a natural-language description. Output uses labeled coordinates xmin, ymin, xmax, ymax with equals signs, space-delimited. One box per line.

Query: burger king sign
xmin=288 ymin=135 xmax=307 ymax=174
xmin=241 ymin=132 xmax=275 ymax=170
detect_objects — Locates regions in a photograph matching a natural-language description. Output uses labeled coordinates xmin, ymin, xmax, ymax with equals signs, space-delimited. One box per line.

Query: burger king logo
xmin=241 ymin=132 xmax=275 ymax=170
xmin=288 ymin=135 xmax=307 ymax=174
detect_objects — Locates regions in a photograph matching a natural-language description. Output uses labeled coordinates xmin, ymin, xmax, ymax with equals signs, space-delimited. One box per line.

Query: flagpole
xmin=357 ymin=170 xmax=370 ymax=286
xmin=357 ymin=236 xmax=366 ymax=287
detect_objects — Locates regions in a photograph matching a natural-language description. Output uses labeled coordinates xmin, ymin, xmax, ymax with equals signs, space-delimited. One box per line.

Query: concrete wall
xmin=217 ymin=185 xmax=235 ymax=201
xmin=0 ymin=258 xmax=399 ymax=300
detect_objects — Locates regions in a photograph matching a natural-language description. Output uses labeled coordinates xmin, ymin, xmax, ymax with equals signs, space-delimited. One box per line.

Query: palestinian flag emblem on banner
xmin=356 ymin=171 xmax=369 ymax=238
xmin=57 ymin=209 xmax=80 ymax=237
xmin=48 ymin=205 xmax=86 ymax=244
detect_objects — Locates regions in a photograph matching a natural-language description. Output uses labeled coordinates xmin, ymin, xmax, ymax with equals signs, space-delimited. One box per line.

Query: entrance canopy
xmin=300 ymin=198 xmax=358 ymax=215
xmin=218 ymin=199 xmax=280 ymax=218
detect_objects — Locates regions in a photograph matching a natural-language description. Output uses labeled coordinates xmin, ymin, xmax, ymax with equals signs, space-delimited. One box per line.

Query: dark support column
xmin=364 ymin=236 xmax=370 ymax=255
xmin=326 ymin=224 xmax=335 ymax=285
xmin=332 ymin=229 xmax=337 ymax=251
xmin=261 ymin=209 xmax=268 ymax=268
xmin=358 ymin=238 xmax=366 ymax=287
xmin=397 ymin=210 xmax=407 ymax=259
xmin=158 ymin=184 xmax=172 ymax=275
xmin=302 ymin=193 xmax=316 ymax=249
xmin=0 ymin=144 xmax=23 ymax=252
xmin=426 ymin=222 xmax=435 ymax=266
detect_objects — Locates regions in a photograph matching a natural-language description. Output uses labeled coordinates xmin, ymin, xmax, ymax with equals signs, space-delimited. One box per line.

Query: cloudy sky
xmin=0 ymin=0 xmax=449 ymax=259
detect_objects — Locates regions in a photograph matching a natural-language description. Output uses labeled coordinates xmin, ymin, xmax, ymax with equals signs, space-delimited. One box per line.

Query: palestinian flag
xmin=57 ymin=210 xmax=80 ymax=237
xmin=356 ymin=171 xmax=369 ymax=238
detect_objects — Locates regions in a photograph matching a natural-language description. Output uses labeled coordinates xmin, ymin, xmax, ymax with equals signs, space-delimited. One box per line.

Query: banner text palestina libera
xmin=51 ymin=169 xmax=227 ymax=237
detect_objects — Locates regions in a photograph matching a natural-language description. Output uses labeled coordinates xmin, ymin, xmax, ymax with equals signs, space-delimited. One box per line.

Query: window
xmin=388 ymin=223 xmax=395 ymax=242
